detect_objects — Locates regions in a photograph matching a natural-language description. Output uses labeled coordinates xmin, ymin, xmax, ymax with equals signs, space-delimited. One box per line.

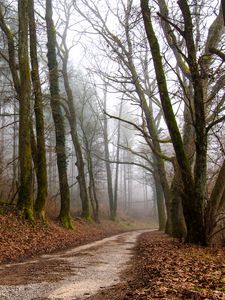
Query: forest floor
xmin=1 ymin=209 xmax=225 ymax=299
xmin=88 ymin=231 xmax=225 ymax=300
xmin=0 ymin=213 xmax=137 ymax=263
xmin=0 ymin=207 xmax=149 ymax=264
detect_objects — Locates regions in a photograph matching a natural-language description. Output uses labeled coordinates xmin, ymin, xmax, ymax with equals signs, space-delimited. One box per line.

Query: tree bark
xmin=45 ymin=0 xmax=72 ymax=228
xmin=29 ymin=0 xmax=48 ymax=221
xmin=113 ymin=100 xmax=123 ymax=220
xmin=206 ymin=159 xmax=225 ymax=240
xmin=141 ymin=0 xmax=206 ymax=245
xmin=60 ymin=47 xmax=90 ymax=220
xmin=103 ymin=87 xmax=114 ymax=220
xmin=86 ymin=151 xmax=99 ymax=222
xmin=170 ymin=158 xmax=187 ymax=239
xmin=16 ymin=0 xmax=34 ymax=221
xmin=121 ymin=11 xmax=173 ymax=232
xmin=178 ymin=0 xmax=207 ymax=245
xmin=153 ymin=166 xmax=166 ymax=230
xmin=221 ymin=0 xmax=225 ymax=25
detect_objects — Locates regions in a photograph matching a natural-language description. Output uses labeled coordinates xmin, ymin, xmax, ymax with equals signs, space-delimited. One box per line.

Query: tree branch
xmin=209 ymin=47 xmax=225 ymax=62
xmin=206 ymin=115 xmax=225 ymax=133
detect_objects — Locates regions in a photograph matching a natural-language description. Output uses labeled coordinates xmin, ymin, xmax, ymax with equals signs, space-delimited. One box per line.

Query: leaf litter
xmin=0 ymin=211 xmax=124 ymax=264
xmin=87 ymin=231 xmax=225 ymax=300
xmin=1 ymin=211 xmax=225 ymax=300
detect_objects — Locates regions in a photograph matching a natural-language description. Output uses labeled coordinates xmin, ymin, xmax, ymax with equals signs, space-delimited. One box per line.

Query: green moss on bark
xmin=45 ymin=0 xmax=71 ymax=227
xmin=17 ymin=0 xmax=34 ymax=222
xmin=59 ymin=214 xmax=74 ymax=229
xmin=29 ymin=0 xmax=48 ymax=221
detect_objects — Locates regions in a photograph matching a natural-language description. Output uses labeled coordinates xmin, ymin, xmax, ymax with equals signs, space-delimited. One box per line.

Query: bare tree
xmin=56 ymin=1 xmax=90 ymax=220
xmin=77 ymin=79 xmax=102 ymax=221
xmin=103 ymin=86 xmax=114 ymax=219
xmin=141 ymin=0 xmax=225 ymax=244
xmin=73 ymin=0 xmax=170 ymax=229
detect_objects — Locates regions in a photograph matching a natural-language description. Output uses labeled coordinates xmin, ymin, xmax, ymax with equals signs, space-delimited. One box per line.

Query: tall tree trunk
xmin=11 ymin=99 xmax=18 ymax=203
xmin=70 ymin=122 xmax=90 ymax=220
xmin=127 ymin=163 xmax=132 ymax=210
xmin=45 ymin=0 xmax=72 ymax=228
xmin=0 ymin=104 xmax=5 ymax=176
xmin=178 ymin=0 xmax=207 ymax=245
xmin=87 ymin=151 xmax=99 ymax=222
xmin=16 ymin=0 xmax=34 ymax=221
xmin=112 ymin=100 xmax=123 ymax=220
xmin=119 ymin=20 xmax=173 ymax=232
xmin=170 ymin=159 xmax=187 ymax=239
xmin=60 ymin=48 xmax=90 ymax=220
xmin=206 ymin=159 xmax=225 ymax=240
xmin=157 ymin=0 xmax=223 ymax=242
xmin=103 ymin=88 xmax=114 ymax=219
xmin=29 ymin=0 xmax=48 ymax=221
xmin=153 ymin=165 xmax=166 ymax=230
xmin=141 ymin=0 xmax=206 ymax=245
xmin=143 ymin=104 xmax=172 ymax=234
xmin=123 ymin=155 xmax=127 ymax=210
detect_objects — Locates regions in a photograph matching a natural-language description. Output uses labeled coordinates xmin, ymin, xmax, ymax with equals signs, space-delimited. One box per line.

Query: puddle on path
xmin=0 ymin=230 xmax=148 ymax=300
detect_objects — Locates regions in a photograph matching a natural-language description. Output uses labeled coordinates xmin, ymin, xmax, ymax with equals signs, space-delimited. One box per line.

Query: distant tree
xmin=112 ymin=99 xmax=123 ymax=220
xmin=77 ymin=79 xmax=102 ymax=221
xmin=102 ymin=86 xmax=114 ymax=220
xmin=73 ymin=0 xmax=170 ymax=228
xmin=56 ymin=1 xmax=90 ymax=220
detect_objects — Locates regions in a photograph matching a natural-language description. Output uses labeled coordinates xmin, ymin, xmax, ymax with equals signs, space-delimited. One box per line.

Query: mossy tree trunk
xmin=16 ymin=0 xmax=34 ymax=221
xmin=178 ymin=0 xmax=207 ymax=245
xmin=141 ymin=0 xmax=206 ymax=245
xmin=0 ymin=2 xmax=34 ymax=221
xmin=45 ymin=0 xmax=72 ymax=229
xmin=158 ymin=0 xmax=224 ymax=242
xmin=29 ymin=0 xmax=48 ymax=221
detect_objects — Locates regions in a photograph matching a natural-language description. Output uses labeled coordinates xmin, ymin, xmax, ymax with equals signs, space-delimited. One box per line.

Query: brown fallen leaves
xmin=0 ymin=211 xmax=124 ymax=264
xmin=131 ymin=232 xmax=225 ymax=299
xmin=88 ymin=231 xmax=225 ymax=300
xmin=1 ymin=213 xmax=225 ymax=300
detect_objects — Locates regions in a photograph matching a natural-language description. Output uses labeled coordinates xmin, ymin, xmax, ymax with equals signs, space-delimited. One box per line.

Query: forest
xmin=0 ymin=0 xmax=224 ymax=249
xmin=0 ymin=1 xmax=225 ymax=299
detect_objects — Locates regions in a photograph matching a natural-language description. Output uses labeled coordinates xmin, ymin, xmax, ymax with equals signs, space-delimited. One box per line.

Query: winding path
xmin=0 ymin=230 xmax=147 ymax=300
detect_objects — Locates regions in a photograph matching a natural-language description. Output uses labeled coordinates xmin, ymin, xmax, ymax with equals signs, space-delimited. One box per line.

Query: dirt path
xmin=0 ymin=230 xmax=148 ymax=300
xmin=87 ymin=231 xmax=225 ymax=300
